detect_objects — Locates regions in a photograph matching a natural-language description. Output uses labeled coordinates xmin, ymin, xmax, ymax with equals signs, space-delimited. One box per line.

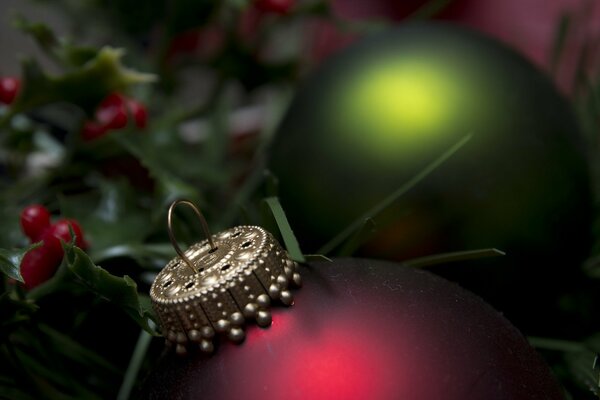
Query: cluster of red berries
xmin=82 ymin=93 xmax=148 ymax=141
xmin=0 ymin=77 xmax=20 ymax=105
xmin=20 ymin=205 xmax=87 ymax=290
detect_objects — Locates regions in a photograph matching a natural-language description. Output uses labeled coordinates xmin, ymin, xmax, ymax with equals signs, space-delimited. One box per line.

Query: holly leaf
xmin=0 ymin=243 xmax=42 ymax=282
xmin=10 ymin=47 xmax=156 ymax=115
xmin=63 ymin=244 xmax=157 ymax=335
xmin=14 ymin=15 xmax=98 ymax=68
xmin=14 ymin=15 xmax=58 ymax=53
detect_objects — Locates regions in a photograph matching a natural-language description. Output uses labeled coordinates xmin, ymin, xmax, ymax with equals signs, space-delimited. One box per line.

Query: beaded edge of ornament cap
xmin=150 ymin=200 xmax=302 ymax=356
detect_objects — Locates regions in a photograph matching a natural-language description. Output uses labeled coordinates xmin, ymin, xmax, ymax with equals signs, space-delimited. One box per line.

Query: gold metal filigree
xmin=150 ymin=200 xmax=301 ymax=355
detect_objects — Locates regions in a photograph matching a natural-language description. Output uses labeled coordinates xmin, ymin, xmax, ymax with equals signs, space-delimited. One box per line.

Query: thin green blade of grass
xmin=318 ymin=133 xmax=472 ymax=255
xmin=304 ymin=254 xmax=333 ymax=262
xmin=263 ymin=197 xmax=305 ymax=263
xmin=549 ymin=13 xmax=571 ymax=76
xmin=403 ymin=248 xmax=505 ymax=268
xmin=117 ymin=322 xmax=155 ymax=400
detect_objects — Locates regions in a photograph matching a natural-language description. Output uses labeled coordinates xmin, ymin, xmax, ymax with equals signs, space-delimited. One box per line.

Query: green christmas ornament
xmin=268 ymin=23 xmax=591 ymax=331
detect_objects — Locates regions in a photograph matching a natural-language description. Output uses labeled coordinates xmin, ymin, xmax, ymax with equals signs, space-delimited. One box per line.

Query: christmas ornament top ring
xmin=150 ymin=200 xmax=301 ymax=355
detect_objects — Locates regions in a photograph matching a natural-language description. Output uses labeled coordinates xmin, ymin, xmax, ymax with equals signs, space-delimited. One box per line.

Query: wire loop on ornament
xmin=167 ymin=200 xmax=216 ymax=274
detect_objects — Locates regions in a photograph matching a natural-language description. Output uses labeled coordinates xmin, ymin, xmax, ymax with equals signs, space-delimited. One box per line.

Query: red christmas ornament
xmin=142 ymin=201 xmax=562 ymax=399
xmin=142 ymin=257 xmax=563 ymax=399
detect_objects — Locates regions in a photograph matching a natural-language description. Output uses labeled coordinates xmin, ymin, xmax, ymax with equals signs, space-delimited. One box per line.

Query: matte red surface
xmin=141 ymin=258 xmax=563 ymax=400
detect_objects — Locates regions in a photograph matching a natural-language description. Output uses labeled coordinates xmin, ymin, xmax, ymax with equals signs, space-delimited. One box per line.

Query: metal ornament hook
xmin=167 ymin=200 xmax=216 ymax=274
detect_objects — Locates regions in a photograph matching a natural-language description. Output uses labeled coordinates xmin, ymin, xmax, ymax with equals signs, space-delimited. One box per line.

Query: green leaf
xmin=565 ymin=350 xmax=600 ymax=397
xmin=63 ymin=244 xmax=157 ymax=335
xmin=14 ymin=15 xmax=100 ymax=69
xmin=0 ymin=243 xmax=42 ymax=282
xmin=549 ymin=13 xmax=572 ymax=76
xmin=58 ymin=178 xmax=155 ymax=257
xmin=0 ymin=292 xmax=39 ymax=335
xmin=117 ymin=323 xmax=155 ymax=400
xmin=529 ymin=336 xmax=600 ymax=397
xmin=14 ymin=15 xmax=58 ymax=52
xmin=12 ymin=345 xmax=102 ymax=400
xmin=263 ymin=197 xmax=305 ymax=263
xmin=38 ymin=324 xmax=121 ymax=377
xmin=318 ymin=133 xmax=472 ymax=255
xmin=91 ymin=243 xmax=173 ymax=268
xmin=10 ymin=47 xmax=156 ymax=115
xmin=111 ymin=132 xmax=208 ymax=211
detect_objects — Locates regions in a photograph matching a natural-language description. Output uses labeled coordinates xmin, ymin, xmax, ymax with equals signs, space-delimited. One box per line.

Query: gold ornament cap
xmin=150 ymin=200 xmax=301 ymax=355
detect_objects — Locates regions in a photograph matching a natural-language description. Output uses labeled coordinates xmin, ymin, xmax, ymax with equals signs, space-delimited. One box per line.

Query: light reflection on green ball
xmin=335 ymin=58 xmax=473 ymax=160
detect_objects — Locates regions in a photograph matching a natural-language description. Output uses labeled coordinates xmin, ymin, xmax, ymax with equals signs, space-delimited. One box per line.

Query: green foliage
xmin=0 ymin=242 xmax=41 ymax=282
xmin=11 ymin=47 xmax=155 ymax=116
xmin=63 ymin=244 xmax=157 ymax=334
xmin=0 ymin=3 xmax=310 ymax=397
xmin=0 ymin=0 xmax=598 ymax=399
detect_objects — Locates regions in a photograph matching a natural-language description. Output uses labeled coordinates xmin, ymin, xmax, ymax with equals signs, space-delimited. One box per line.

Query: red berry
xmin=96 ymin=93 xmax=128 ymax=130
xmin=0 ymin=77 xmax=20 ymax=105
xmin=50 ymin=219 xmax=87 ymax=249
xmin=20 ymin=231 xmax=63 ymax=290
xmin=20 ymin=217 xmax=88 ymax=290
xmin=20 ymin=205 xmax=51 ymax=242
xmin=126 ymin=99 xmax=148 ymax=128
xmin=255 ymin=0 xmax=294 ymax=14
xmin=82 ymin=120 xmax=108 ymax=141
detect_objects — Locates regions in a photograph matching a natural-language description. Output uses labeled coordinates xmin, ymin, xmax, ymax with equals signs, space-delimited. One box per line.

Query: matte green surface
xmin=269 ymin=23 xmax=591 ymax=330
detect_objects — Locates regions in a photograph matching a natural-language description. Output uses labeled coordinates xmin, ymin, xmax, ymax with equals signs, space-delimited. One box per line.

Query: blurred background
xmin=1 ymin=0 xmax=600 ymax=399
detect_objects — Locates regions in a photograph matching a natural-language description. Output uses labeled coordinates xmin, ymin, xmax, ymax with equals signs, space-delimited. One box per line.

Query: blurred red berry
xmin=21 ymin=231 xmax=63 ymax=290
xmin=19 ymin=211 xmax=88 ymax=289
xmin=20 ymin=205 xmax=51 ymax=242
xmin=0 ymin=77 xmax=20 ymax=105
xmin=50 ymin=219 xmax=87 ymax=249
xmin=255 ymin=0 xmax=295 ymax=14
xmin=82 ymin=120 xmax=107 ymax=141
xmin=96 ymin=93 xmax=128 ymax=130
xmin=126 ymin=99 xmax=148 ymax=128
xmin=83 ymin=93 xmax=148 ymax=140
